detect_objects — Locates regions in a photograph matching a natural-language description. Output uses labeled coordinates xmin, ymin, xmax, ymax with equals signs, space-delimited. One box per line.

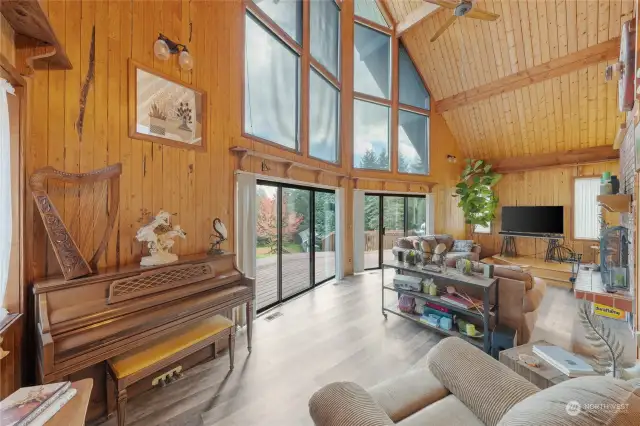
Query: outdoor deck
xmin=256 ymin=249 xmax=393 ymax=310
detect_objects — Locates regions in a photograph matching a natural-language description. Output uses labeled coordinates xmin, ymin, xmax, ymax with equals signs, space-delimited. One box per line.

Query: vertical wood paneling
xmin=0 ymin=15 xmax=16 ymax=66
xmin=475 ymin=161 xmax=620 ymax=263
xmin=21 ymin=0 xmax=464 ymax=279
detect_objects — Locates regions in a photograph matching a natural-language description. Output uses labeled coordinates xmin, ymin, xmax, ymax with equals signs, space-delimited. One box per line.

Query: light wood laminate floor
xmin=100 ymin=270 xmax=587 ymax=426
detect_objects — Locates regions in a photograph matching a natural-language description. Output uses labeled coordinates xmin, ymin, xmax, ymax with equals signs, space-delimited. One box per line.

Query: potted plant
xmin=453 ymin=159 xmax=502 ymax=238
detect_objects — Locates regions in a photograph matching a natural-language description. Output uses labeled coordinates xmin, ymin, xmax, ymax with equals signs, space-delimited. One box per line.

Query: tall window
xmin=244 ymin=6 xmax=301 ymax=150
xmin=245 ymin=0 xmax=341 ymax=162
xmin=353 ymin=17 xmax=391 ymax=170
xmin=310 ymin=0 xmax=341 ymax=164
xmin=398 ymin=43 xmax=429 ymax=175
xmin=574 ymin=177 xmax=601 ymax=240
xmin=354 ymin=0 xmax=390 ymax=27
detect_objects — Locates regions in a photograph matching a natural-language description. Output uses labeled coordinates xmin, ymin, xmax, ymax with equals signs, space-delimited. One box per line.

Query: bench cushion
xmin=109 ymin=315 xmax=234 ymax=378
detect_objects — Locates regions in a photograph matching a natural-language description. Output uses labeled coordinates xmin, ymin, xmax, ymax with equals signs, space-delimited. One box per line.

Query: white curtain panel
xmin=234 ymin=172 xmax=257 ymax=326
xmin=335 ymin=188 xmax=345 ymax=280
xmin=425 ymin=193 xmax=435 ymax=235
xmin=574 ymin=177 xmax=601 ymax=240
xmin=0 ymin=79 xmax=14 ymax=312
xmin=353 ymin=190 xmax=365 ymax=273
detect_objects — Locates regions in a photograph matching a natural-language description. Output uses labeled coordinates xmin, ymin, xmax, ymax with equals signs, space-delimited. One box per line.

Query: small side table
xmin=499 ymin=340 xmax=571 ymax=389
xmin=45 ymin=379 xmax=93 ymax=426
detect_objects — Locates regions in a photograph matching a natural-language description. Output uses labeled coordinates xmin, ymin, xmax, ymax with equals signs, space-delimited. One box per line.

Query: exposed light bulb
xmin=179 ymin=50 xmax=193 ymax=71
xmin=154 ymin=38 xmax=170 ymax=61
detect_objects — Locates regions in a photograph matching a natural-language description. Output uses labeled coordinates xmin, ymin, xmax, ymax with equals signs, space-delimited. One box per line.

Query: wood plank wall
xmin=20 ymin=0 xmax=464 ymax=281
xmin=475 ymin=161 xmax=620 ymax=262
xmin=0 ymin=14 xmax=15 ymax=66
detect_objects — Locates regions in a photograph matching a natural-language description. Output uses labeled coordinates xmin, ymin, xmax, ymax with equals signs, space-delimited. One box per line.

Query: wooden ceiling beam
xmin=436 ymin=36 xmax=621 ymax=113
xmin=490 ymin=146 xmax=619 ymax=173
xmin=396 ymin=2 xmax=440 ymax=37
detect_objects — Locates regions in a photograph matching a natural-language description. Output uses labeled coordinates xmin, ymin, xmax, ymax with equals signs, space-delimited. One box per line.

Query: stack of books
xmin=532 ymin=345 xmax=597 ymax=378
xmin=0 ymin=382 xmax=77 ymax=426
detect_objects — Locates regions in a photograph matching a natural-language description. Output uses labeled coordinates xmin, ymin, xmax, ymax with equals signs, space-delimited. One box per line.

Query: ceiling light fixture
xmin=153 ymin=33 xmax=193 ymax=71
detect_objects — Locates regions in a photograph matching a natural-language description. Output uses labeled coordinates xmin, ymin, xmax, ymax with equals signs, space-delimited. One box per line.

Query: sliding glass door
xmin=364 ymin=195 xmax=381 ymax=269
xmin=281 ymin=187 xmax=311 ymax=299
xmin=364 ymin=194 xmax=428 ymax=270
xmin=315 ymin=191 xmax=336 ymax=284
xmin=256 ymin=181 xmax=336 ymax=312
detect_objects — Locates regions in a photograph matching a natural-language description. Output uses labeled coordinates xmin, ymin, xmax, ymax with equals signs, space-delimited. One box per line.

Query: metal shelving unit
xmin=381 ymin=261 xmax=499 ymax=353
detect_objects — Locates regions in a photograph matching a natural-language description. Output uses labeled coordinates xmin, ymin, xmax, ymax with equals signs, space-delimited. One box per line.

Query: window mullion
xmin=391 ymin=32 xmax=399 ymax=175
xmin=245 ymin=1 xmax=302 ymax=55
xmin=301 ymin=0 xmax=311 ymax=158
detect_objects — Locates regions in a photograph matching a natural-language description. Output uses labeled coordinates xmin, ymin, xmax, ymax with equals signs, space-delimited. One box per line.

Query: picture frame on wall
xmin=128 ymin=60 xmax=206 ymax=152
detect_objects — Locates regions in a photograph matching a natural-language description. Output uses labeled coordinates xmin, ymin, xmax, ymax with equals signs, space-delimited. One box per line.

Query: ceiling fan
xmin=425 ymin=0 xmax=499 ymax=42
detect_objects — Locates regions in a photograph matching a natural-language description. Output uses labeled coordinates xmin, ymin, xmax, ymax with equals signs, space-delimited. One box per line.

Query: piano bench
xmin=106 ymin=315 xmax=235 ymax=426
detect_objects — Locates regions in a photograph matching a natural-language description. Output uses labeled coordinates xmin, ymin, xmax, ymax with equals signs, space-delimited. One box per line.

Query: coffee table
xmin=499 ymin=340 xmax=574 ymax=389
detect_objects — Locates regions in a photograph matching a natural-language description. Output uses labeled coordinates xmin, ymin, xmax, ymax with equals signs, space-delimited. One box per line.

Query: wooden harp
xmin=30 ymin=163 xmax=122 ymax=280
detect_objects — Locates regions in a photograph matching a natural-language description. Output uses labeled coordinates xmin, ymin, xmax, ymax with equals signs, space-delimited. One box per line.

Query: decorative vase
xmin=456 ymin=258 xmax=472 ymax=275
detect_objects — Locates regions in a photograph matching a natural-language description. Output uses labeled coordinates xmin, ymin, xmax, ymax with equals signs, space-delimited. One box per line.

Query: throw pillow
xmin=396 ymin=238 xmax=414 ymax=250
xmin=451 ymin=240 xmax=474 ymax=253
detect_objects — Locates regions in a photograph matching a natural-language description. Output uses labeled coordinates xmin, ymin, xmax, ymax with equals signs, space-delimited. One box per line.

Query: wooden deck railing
xmin=364 ymin=230 xmax=403 ymax=252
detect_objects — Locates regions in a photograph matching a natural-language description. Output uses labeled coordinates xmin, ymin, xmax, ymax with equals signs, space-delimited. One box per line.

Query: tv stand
xmin=500 ymin=235 xmax=517 ymax=257
xmin=545 ymin=239 xmax=565 ymax=263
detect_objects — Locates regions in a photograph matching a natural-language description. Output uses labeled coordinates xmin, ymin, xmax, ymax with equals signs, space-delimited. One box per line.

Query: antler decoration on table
xmin=578 ymin=301 xmax=627 ymax=377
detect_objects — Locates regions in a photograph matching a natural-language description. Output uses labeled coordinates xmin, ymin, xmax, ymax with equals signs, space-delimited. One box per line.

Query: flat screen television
xmin=501 ymin=206 xmax=564 ymax=236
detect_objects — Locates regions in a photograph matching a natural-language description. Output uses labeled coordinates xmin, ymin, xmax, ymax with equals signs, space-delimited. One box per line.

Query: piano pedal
xmin=152 ymin=365 xmax=183 ymax=388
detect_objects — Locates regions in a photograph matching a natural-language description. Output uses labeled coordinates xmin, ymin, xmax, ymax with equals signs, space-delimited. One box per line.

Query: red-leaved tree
xmin=256 ymin=195 xmax=303 ymax=254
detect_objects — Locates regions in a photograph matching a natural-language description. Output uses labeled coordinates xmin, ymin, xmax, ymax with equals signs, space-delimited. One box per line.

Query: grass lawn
xmin=256 ymin=242 xmax=304 ymax=258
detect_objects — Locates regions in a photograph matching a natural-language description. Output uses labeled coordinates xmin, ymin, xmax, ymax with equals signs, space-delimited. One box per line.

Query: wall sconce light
xmin=447 ymin=155 xmax=457 ymax=163
xmin=154 ymin=33 xmax=193 ymax=71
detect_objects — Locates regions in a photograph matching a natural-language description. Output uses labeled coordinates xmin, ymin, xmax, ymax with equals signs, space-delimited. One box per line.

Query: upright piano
xmin=33 ymin=252 xmax=254 ymax=385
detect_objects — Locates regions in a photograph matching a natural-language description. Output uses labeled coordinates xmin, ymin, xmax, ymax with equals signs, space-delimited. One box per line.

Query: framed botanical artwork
xmin=128 ymin=60 xmax=206 ymax=151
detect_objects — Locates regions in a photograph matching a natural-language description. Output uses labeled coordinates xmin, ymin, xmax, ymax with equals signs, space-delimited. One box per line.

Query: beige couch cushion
xmin=427 ymin=337 xmax=539 ymax=426
xmin=494 ymin=266 xmax=534 ymax=291
xmin=498 ymin=376 xmax=640 ymax=426
xmin=523 ymin=277 xmax=546 ymax=313
xmin=398 ymin=395 xmax=484 ymax=426
xmin=368 ymin=368 xmax=449 ymax=422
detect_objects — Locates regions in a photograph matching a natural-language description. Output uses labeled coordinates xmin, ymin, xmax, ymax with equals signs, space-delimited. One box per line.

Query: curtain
xmin=335 ymin=188 xmax=345 ymax=280
xmin=0 ymin=79 xmax=14 ymax=316
xmin=574 ymin=177 xmax=601 ymax=240
xmin=353 ymin=190 xmax=365 ymax=273
xmin=234 ymin=172 xmax=257 ymax=326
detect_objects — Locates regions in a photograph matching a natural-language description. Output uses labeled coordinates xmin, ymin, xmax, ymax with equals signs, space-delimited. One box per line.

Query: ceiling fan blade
xmin=430 ymin=14 xmax=458 ymax=42
xmin=466 ymin=7 xmax=500 ymax=21
xmin=423 ymin=0 xmax=458 ymax=9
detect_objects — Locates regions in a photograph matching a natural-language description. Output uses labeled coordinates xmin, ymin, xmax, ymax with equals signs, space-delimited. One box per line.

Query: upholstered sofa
xmin=309 ymin=337 xmax=640 ymax=426
xmin=392 ymin=234 xmax=481 ymax=263
xmin=442 ymin=259 xmax=547 ymax=345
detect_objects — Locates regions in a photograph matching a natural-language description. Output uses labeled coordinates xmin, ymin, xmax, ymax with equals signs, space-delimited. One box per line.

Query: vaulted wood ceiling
xmin=383 ymin=0 xmax=633 ymax=160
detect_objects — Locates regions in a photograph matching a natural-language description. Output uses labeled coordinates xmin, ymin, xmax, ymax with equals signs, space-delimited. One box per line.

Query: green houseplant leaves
xmin=453 ymin=159 xmax=502 ymax=231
